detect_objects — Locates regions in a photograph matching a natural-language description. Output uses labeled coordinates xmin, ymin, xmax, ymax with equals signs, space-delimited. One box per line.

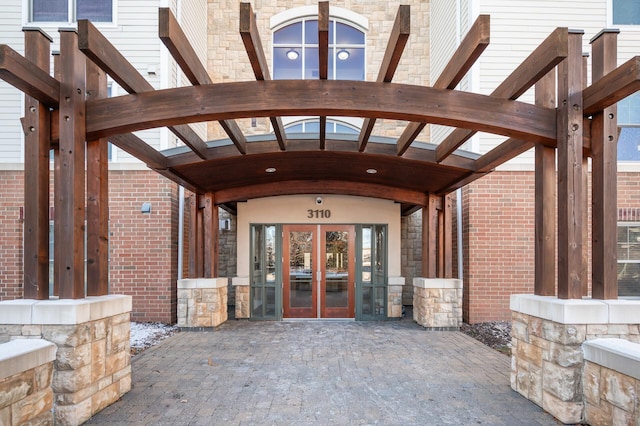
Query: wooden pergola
xmin=0 ymin=3 xmax=638 ymax=301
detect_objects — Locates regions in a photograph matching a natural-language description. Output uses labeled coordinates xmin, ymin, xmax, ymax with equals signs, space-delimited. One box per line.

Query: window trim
xmin=270 ymin=5 xmax=368 ymax=32
xmin=25 ymin=0 xmax=117 ymax=27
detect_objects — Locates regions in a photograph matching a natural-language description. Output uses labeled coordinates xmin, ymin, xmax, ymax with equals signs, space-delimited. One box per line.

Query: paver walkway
xmin=86 ymin=318 xmax=559 ymax=425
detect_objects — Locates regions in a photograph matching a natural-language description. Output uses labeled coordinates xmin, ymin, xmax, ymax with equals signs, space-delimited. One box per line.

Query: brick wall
xmin=0 ymin=170 xmax=178 ymax=324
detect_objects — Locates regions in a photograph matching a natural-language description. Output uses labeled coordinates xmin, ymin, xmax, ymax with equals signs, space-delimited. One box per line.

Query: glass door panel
xmin=283 ymin=225 xmax=317 ymax=318
xmin=321 ymin=225 xmax=355 ymax=318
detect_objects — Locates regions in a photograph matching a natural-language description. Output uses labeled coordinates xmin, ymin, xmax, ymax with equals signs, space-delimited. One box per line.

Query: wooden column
xmin=85 ymin=58 xmax=109 ymax=296
xmin=55 ymin=29 xmax=86 ymax=299
xmin=23 ymin=28 xmax=52 ymax=300
xmin=534 ymin=70 xmax=556 ymax=296
xmin=203 ymin=193 xmax=219 ymax=278
xmin=52 ymin=52 xmax=60 ymax=297
xmin=581 ymin=53 xmax=590 ymax=296
xmin=422 ymin=194 xmax=439 ymax=278
xmin=556 ymin=30 xmax=584 ymax=299
xmin=590 ymin=30 xmax=619 ymax=299
xmin=443 ymin=194 xmax=453 ymax=278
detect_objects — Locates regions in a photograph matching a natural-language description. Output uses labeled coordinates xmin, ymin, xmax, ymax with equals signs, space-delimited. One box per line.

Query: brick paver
xmin=86 ymin=318 xmax=558 ymax=425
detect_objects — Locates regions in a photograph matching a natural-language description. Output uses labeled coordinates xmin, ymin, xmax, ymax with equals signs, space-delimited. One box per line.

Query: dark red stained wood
xmin=51 ymin=51 xmax=60 ymax=298
xmin=444 ymin=194 xmax=453 ymax=278
xmin=188 ymin=194 xmax=197 ymax=277
xmin=318 ymin=1 xmax=329 ymax=150
xmin=214 ymin=180 xmax=429 ymax=206
xmin=23 ymin=28 xmax=52 ymax=300
xmin=590 ymin=30 xmax=619 ymax=300
xmin=203 ymin=193 xmax=219 ymax=278
xmin=77 ymin=19 xmax=209 ymax=160
xmin=437 ymin=197 xmax=445 ymax=277
xmin=359 ymin=5 xmax=410 ymax=151
xmin=557 ymin=31 xmax=584 ymax=300
xmin=534 ymin=70 xmax=557 ymax=296
xmin=0 ymin=43 xmax=59 ymax=108
xmin=582 ymin=54 xmax=589 ymax=296
xmin=86 ymin=80 xmax=556 ymax=145
xmin=397 ymin=14 xmax=488 ymax=155
xmin=109 ymin=133 xmax=168 ymax=170
xmin=583 ymin=56 xmax=640 ymax=116
xmin=475 ymin=138 xmax=534 ymax=173
xmin=434 ymin=27 xmax=568 ymax=162
xmin=85 ymin=58 xmax=109 ymax=296
xmin=239 ymin=2 xmax=286 ymax=151
xmin=56 ymin=29 xmax=86 ymax=299
xmin=159 ymin=8 xmax=247 ymax=155
xmin=422 ymin=194 xmax=439 ymax=278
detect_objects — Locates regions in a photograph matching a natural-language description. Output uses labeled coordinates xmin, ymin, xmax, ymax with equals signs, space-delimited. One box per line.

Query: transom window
xmin=273 ymin=18 xmax=365 ymax=80
xmin=612 ymin=0 xmax=640 ymax=25
xmin=30 ymin=0 xmax=113 ymax=23
xmin=285 ymin=119 xmax=359 ymax=135
xmin=617 ymin=223 xmax=640 ymax=296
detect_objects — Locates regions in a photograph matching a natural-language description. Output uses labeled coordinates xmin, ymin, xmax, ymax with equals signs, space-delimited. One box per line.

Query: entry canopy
xmin=1 ymin=4 xmax=637 ymax=213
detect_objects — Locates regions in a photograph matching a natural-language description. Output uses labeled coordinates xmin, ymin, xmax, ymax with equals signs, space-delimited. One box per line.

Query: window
xmin=273 ymin=18 xmax=365 ymax=80
xmin=617 ymin=93 xmax=640 ymax=161
xmin=617 ymin=223 xmax=640 ymax=297
xmin=30 ymin=0 xmax=113 ymax=23
xmin=612 ymin=0 xmax=640 ymax=25
xmin=285 ymin=118 xmax=360 ymax=135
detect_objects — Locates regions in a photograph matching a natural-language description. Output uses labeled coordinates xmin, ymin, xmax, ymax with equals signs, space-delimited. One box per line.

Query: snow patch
xmin=130 ymin=322 xmax=179 ymax=355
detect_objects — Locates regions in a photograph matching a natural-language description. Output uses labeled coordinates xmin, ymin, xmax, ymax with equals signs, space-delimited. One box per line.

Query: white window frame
xmin=25 ymin=0 xmax=117 ymax=27
xmin=617 ymin=221 xmax=640 ymax=297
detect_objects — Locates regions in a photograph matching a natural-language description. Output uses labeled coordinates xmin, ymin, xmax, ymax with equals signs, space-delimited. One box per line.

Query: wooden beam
xmin=239 ymin=2 xmax=287 ymax=150
xmin=55 ymin=29 xmax=86 ymax=299
xmin=583 ymin=56 xmax=640 ymax=116
xmin=202 ymin=193 xmax=219 ymax=278
xmin=214 ymin=180 xmax=429 ymax=206
xmin=557 ymin=30 xmax=584 ymax=299
xmin=109 ymin=133 xmax=168 ymax=170
xmin=77 ymin=19 xmax=210 ymax=160
xmin=359 ymin=5 xmax=410 ymax=151
xmin=159 ymin=8 xmax=247 ymax=155
xmin=534 ymin=70 xmax=557 ymax=296
xmin=0 ymin=43 xmax=59 ymax=108
xmin=397 ymin=14 xmax=489 ymax=156
xmin=474 ymin=138 xmax=533 ymax=173
xmin=22 ymin=28 xmax=52 ymax=300
xmin=591 ymin=29 xmax=619 ymax=300
xmin=85 ymin=57 xmax=109 ymax=297
xmin=435 ymin=27 xmax=568 ymax=162
xmin=86 ymin=80 xmax=557 ymax=145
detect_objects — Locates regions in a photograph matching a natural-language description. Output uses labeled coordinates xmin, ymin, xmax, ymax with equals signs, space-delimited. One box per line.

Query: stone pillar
xmin=388 ymin=277 xmax=405 ymax=318
xmin=0 ymin=339 xmax=56 ymax=425
xmin=510 ymin=294 xmax=640 ymax=424
xmin=0 ymin=295 xmax=132 ymax=425
xmin=412 ymin=278 xmax=462 ymax=329
xmin=177 ymin=278 xmax=228 ymax=328
xmin=233 ymin=277 xmax=250 ymax=319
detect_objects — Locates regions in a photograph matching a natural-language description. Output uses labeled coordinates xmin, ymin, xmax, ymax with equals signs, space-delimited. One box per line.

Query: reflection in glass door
xmin=283 ymin=225 xmax=355 ymax=319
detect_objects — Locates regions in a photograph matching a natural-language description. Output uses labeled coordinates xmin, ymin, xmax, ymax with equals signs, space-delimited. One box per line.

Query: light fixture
xmin=366 ymin=168 xmax=377 ymax=174
xmin=286 ymin=49 xmax=299 ymax=60
xmin=265 ymin=167 xmax=276 ymax=173
xmin=337 ymin=49 xmax=350 ymax=60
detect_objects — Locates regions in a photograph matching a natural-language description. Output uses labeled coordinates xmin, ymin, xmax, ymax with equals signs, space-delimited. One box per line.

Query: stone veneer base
xmin=0 ymin=295 xmax=132 ymax=426
xmin=510 ymin=294 xmax=640 ymax=424
xmin=413 ymin=278 xmax=463 ymax=329
xmin=178 ymin=278 xmax=228 ymax=328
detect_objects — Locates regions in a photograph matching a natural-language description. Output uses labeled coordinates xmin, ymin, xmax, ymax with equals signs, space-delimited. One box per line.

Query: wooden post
xmin=203 ymin=193 xmax=219 ymax=278
xmin=590 ymin=30 xmax=619 ymax=299
xmin=23 ymin=28 xmax=52 ymax=300
xmin=556 ymin=30 xmax=584 ymax=299
xmin=534 ymin=69 xmax=556 ymax=296
xmin=85 ymin=58 xmax=109 ymax=296
xmin=188 ymin=194 xmax=197 ymax=277
xmin=52 ymin=51 xmax=60 ymax=297
xmin=582 ymin=53 xmax=590 ymax=296
xmin=422 ymin=194 xmax=439 ymax=278
xmin=443 ymin=194 xmax=453 ymax=278
xmin=55 ymin=29 xmax=86 ymax=299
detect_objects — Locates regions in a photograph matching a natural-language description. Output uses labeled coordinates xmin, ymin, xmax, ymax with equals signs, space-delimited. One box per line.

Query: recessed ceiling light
xmin=366 ymin=168 xmax=377 ymax=174
xmin=286 ymin=49 xmax=299 ymax=60
xmin=337 ymin=49 xmax=350 ymax=60
xmin=265 ymin=167 xmax=276 ymax=173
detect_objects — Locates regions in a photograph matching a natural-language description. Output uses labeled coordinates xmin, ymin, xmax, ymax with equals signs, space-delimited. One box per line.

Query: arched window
xmin=273 ymin=17 xmax=365 ymax=80
xmin=272 ymin=7 xmax=367 ymax=133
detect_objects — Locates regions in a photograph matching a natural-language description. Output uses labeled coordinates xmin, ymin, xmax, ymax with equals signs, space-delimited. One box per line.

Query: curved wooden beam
xmin=86 ymin=80 xmax=556 ymax=144
xmin=214 ymin=180 xmax=429 ymax=206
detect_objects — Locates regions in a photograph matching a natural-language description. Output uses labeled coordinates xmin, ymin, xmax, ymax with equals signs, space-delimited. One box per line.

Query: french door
xmin=283 ymin=224 xmax=355 ymax=318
